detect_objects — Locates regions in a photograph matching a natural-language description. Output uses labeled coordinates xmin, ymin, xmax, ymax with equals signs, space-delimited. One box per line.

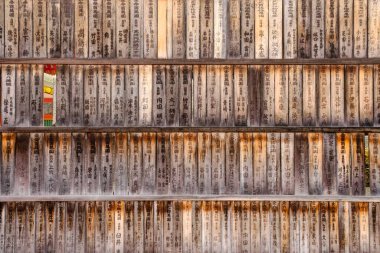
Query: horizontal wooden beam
xmin=0 ymin=126 xmax=379 ymax=133
xmin=0 ymin=58 xmax=380 ymax=65
xmin=0 ymin=194 xmax=379 ymax=202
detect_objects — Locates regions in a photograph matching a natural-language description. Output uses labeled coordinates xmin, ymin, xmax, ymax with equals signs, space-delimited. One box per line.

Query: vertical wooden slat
xmin=192 ymin=201 xmax=202 ymax=252
xmin=231 ymin=201 xmax=242 ymax=253
xmin=297 ymin=0 xmax=311 ymax=58
xmin=369 ymin=203 xmax=380 ymax=253
xmin=325 ymin=0 xmax=338 ymax=58
xmin=128 ymin=133 xmax=142 ymax=194
xmin=350 ymin=202 xmax=361 ymax=252
xmin=345 ymin=65 xmax=359 ymax=126
xmin=1 ymin=133 xmax=15 ymax=195
xmin=211 ymin=132 xmax=225 ymax=194
xmin=125 ymin=65 xmax=139 ymax=126
xmin=302 ymin=65 xmax=316 ymax=126
xmin=76 ymin=202 xmax=86 ymax=252
xmin=138 ymin=65 xmax=153 ymax=126
xmin=19 ymin=0 xmax=33 ymax=58
xmin=248 ymin=65 xmax=262 ymax=126
xmin=289 ymin=202 xmax=300 ymax=253
xmin=64 ymin=202 xmax=75 ymax=252
xmin=309 ymin=202 xmax=320 ymax=253
xmin=274 ymin=65 xmax=288 ymax=125
xmin=375 ymin=65 xmax=380 ymax=126
xmin=336 ymin=133 xmax=351 ymax=195
xmin=71 ymin=133 xmax=84 ymax=195
xmin=322 ymin=133 xmax=337 ymax=195
xmin=33 ymin=0 xmax=47 ymax=58
xmin=250 ymin=201 xmax=261 ymax=252
xmin=153 ymin=201 xmax=163 ymax=253
xmin=74 ymin=0 xmax=88 ymax=58
xmin=211 ymin=201 xmax=222 ymax=252
xmin=253 ymin=132 xmax=267 ymax=194
xmin=56 ymin=65 xmax=70 ymax=126
xmin=220 ymin=65 xmax=233 ymax=126
xmin=193 ymin=65 xmax=207 ymax=126
xmin=116 ymin=0 xmax=130 ymax=58
xmin=317 ymin=65 xmax=331 ymax=126
xmin=288 ymin=65 xmax=303 ymax=126
xmin=200 ymin=0 xmax=213 ymax=58
xmin=130 ymin=0 xmax=143 ymax=58
xmin=172 ymin=0 xmax=186 ymax=58
xmin=134 ymin=201 xmax=144 ymax=253
xmin=163 ymin=201 xmax=173 ymax=252
xmin=241 ymin=201 xmax=251 ymax=252
xmin=157 ymin=0 xmax=167 ymax=58
xmin=179 ymin=65 xmax=192 ymax=126
xmin=182 ymin=201 xmax=192 ymax=253
xmin=156 ymin=133 xmax=170 ymax=195
xmin=254 ymin=0 xmax=268 ymax=59
xmin=70 ymin=65 xmax=84 ymax=126
xmin=226 ymin=132 xmax=239 ymax=194
xmin=359 ymin=65 xmax=374 ymax=126
xmin=170 ymin=132 xmax=184 ymax=194
xmin=240 ymin=132 xmax=253 ymax=194
xmin=60 ymin=0 xmax=74 ymax=58
xmin=45 ymin=202 xmax=56 ymax=252
xmin=111 ymin=65 xmax=125 ymax=126
xmin=84 ymin=133 xmax=100 ymax=194
xmin=57 ymin=133 xmax=71 ymax=195
xmin=84 ymin=65 xmax=98 ymax=126
xmin=153 ymin=65 xmax=166 ymax=126
xmin=299 ymin=202 xmax=309 ymax=253
xmin=261 ymin=65 xmax=275 ymax=126
xmin=98 ymin=65 xmax=111 ymax=126
xmin=173 ymin=201 xmax=183 ymax=252
xmin=281 ymin=133 xmax=295 ymax=195
xmin=308 ymin=133 xmax=323 ymax=195
xmin=15 ymin=64 xmax=30 ymax=126
xmin=35 ymin=202 xmax=46 ymax=252
xmin=142 ymin=132 xmax=156 ymax=194
xmin=284 ymin=0 xmax=297 ymax=59
xmin=3 ymin=203 xmax=15 ymax=252
xmin=183 ymin=132 xmax=197 ymax=194
xmin=144 ymin=201 xmax=154 ymax=252
xmin=114 ymin=133 xmax=127 ymax=194
xmin=269 ymin=0 xmax=282 ymax=59
xmin=339 ymin=0 xmax=353 ymax=58
xmin=47 ymin=0 xmax=61 ymax=58
xmin=5 ymin=0 xmax=18 ymax=58
xmin=25 ymin=203 xmax=35 ymax=253
xmin=102 ymin=0 xmax=116 ymax=58
xmin=319 ymin=202 xmax=330 ymax=252
xmin=214 ymin=0 xmax=227 ymax=58
xmin=267 ymin=133 xmax=281 ymax=194
xmin=114 ymin=201 xmax=124 ymax=252
xmin=339 ymin=202 xmax=351 ymax=253
xmin=368 ymin=0 xmax=380 ymax=57
xmin=2 ymin=64 xmax=16 ymax=126
xmin=186 ymin=0 xmax=200 ymax=59
xmin=311 ymin=0 xmax=324 ymax=58
xmin=234 ymin=65 xmax=248 ymax=126
xmin=143 ymin=0 xmax=157 ymax=59
xmin=369 ymin=133 xmax=380 ymax=195
xmin=14 ymin=133 xmax=29 ymax=195
xmin=100 ymin=133 xmax=114 ymax=194
xmin=241 ymin=0 xmax=254 ymax=59
xmin=270 ymin=201 xmax=281 ymax=253
xmin=261 ymin=201 xmax=271 ymax=253
xmin=124 ymin=201 xmax=134 ymax=253
xmin=207 ymin=65 xmax=221 ymax=126
xmin=0 ymin=0 xmax=4 ymax=58
xmin=359 ymin=202 xmax=370 ymax=252
xmin=30 ymin=133 xmax=43 ymax=195
xmin=227 ymin=0 xmax=240 ymax=58
xmin=280 ymin=202 xmax=290 ymax=253
xmin=165 ymin=65 xmax=179 ymax=126
xmin=351 ymin=133 xmax=365 ymax=195
xmin=44 ymin=133 xmax=58 ymax=195
xmin=353 ymin=0 xmax=368 ymax=58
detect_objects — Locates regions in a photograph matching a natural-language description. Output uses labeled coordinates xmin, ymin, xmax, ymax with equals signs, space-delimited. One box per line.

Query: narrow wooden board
xmin=375 ymin=65 xmax=380 ymax=126
xmin=260 ymin=201 xmax=271 ymax=252
xmin=183 ymin=132 xmax=197 ymax=194
xmin=181 ymin=201 xmax=192 ymax=252
xmin=241 ymin=0 xmax=254 ymax=59
xmin=0 ymin=1 xmax=4 ymax=58
xmin=317 ymin=65 xmax=331 ymax=126
xmin=320 ymin=202 xmax=330 ymax=252
xmin=288 ymin=65 xmax=303 ymax=126
xmin=284 ymin=0 xmax=297 ymax=58
xmin=240 ymin=133 xmax=253 ymax=194
xmin=250 ymin=201 xmax=261 ymax=252
xmin=76 ymin=202 xmax=86 ymax=252
xmin=142 ymin=132 xmax=156 ymax=194
xmin=269 ymin=0 xmax=282 ymax=59
xmin=234 ymin=65 xmax=248 ymax=126
xmin=134 ymin=201 xmax=144 ymax=252
xmin=192 ymin=65 xmax=207 ymax=126
xmin=156 ymin=133 xmax=170 ymax=194
xmin=351 ymin=133 xmax=365 ymax=195
xmin=254 ymin=0 xmax=268 ymax=59
xmin=98 ymin=65 xmax=111 ymax=126
xmin=339 ymin=202 xmax=351 ymax=252
xmin=289 ymin=202 xmax=300 ymax=252
xmin=359 ymin=65 xmax=374 ymax=126
xmin=308 ymin=133 xmax=323 ymax=195
xmin=270 ymin=201 xmax=281 ymax=252
xmin=157 ymin=0 xmax=168 ymax=58
xmin=369 ymin=133 xmax=380 ymax=195
xmin=170 ymin=132 xmax=184 ymax=194
xmin=57 ymin=133 xmax=71 ymax=195
xmin=102 ymin=0 xmax=116 ymax=58
xmin=240 ymin=201 xmax=251 ymax=252
xmin=206 ymin=65 xmax=221 ymax=126
xmin=267 ymin=133 xmax=281 ymax=194
xmin=368 ymin=0 xmax=380 ymax=57
xmin=200 ymin=0 xmax=214 ymax=58
xmin=44 ymin=133 xmax=58 ymax=195
xmin=154 ymin=201 xmax=164 ymax=252
xmin=19 ymin=0 xmax=33 ymax=58
xmin=45 ymin=202 xmax=56 ymax=252
xmin=15 ymin=64 xmax=30 ymax=126
xmin=172 ymin=0 xmax=186 ymax=58
xmin=197 ymin=133 xmax=211 ymax=194
xmin=128 ymin=133 xmax=142 ymax=194
xmin=339 ymin=0 xmax=353 ymax=58
xmin=323 ymin=133 xmax=337 ymax=195
xmin=274 ymin=65 xmax=288 ymax=125
xmin=179 ymin=65 xmax=192 ymax=126
xmin=325 ymin=0 xmax=338 ymax=58
xmin=345 ymin=65 xmax=359 ymax=126
xmin=369 ymin=203 xmax=380 ymax=252
xmin=201 ymin=201 xmax=212 ymax=252
xmin=25 ymin=203 xmax=36 ymax=253
xmin=33 ymin=0 xmax=47 ymax=58
xmin=56 ymin=65 xmax=70 ymax=126
xmin=89 ymin=0 xmax=103 ymax=58
xmin=115 ymin=201 xmax=125 ymax=252
xmin=114 ymin=133 xmax=128 ymax=194
xmin=302 ymin=65 xmax=316 ymax=126
xmin=86 ymin=202 xmax=96 ymax=252
xmin=100 ymin=133 xmax=114 ymax=194
xmin=84 ymin=65 xmax=98 ymax=126
xmin=312 ymin=0 xmax=325 ymax=59
xmin=173 ymin=201 xmax=183 ymax=252
xmin=14 ymin=133 xmax=29 ymax=195
xmin=70 ymin=65 xmax=84 ymax=126
xmin=280 ymin=202 xmax=290 ymax=253
xmin=116 ymin=0 xmax=130 ymax=58
xmin=299 ymin=202 xmax=309 ymax=253
xmin=231 ymin=201 xmax=242 ymax=252
xmin=309 ymin=202 xmax=320 ymax=253
xmin=74 ymin=0 xmax=88 ymax=58
xmin=35 ymin=202 xmax=46 ymax=252
xmin=186 ymin=0 xmax=200 ymax=59
xmin=261 ymin=65 xmax=275 ymax=126
xmin=248 ymin=65 xmax=262 ymax=126
xmin=336 ymin=133 xmax=351 ymax=195
xmin=227 ymin=0 xmax=241 ymax=58
xmin=214 ymin=0 xmax=227 ymax=58
xmin=1 ymin=133 xmax=15 ymax=195
xmin=281 ymin=133 xmax=295 ymax=195
xmin=139 ymin=65 xmax=153 ymax=126
xmin=226 ymin=132 xmax=239 ymax=194
xmin=353 ymin=0 xmax=367 ymax=58
xmin=351 ymin=203 xmax=361 ymax=252
xmin=163 ymin=201 xmax=173 ymax=252
xmin=143 ymin=0 xmax=157 ymax=58
xmin=152 ymin=65 xmax=166 ymax=126
xmin=5 ymin=0 xmax=18 ymax=58
xmin=359 ymin=202 xmax=370 ymax=252
xmin=192 ymin=201 xmax=202 ymax=252
xmin=297 ymin=0 xmax=311 ymax=58
xmin=111 ymin=65 xmax=125 ymax=126
xmin=71 ymin=133 xmax=84 ymax=195
xmin=47 ymin=0 xmax=61 ymax=58
xmin=124 ymin=201 xmax=134 ymax=253
xmin=211 ymin=201 xmax=222 ymax=252
xmin=294 ymin=133 xmax=309 ymax=195
xmin=29 ymin=133 xmax=44 ymax=195
xmin=2 ymin=64 xmax=16 ymax=126
xmin=60 ymin=0 xmax=74 ymax=58
xmin=125 ymin=65 xmax=139 ymax=126
xmin=165 ymin=65 xmax=179 ymax=126
xmin=84 ymin=133 xmax=100 ymax=194
xmin=253 ymin=133 xmax=267 ymax=194
xmin=211 ymin=132 xmax=225 ymax=194
xmin=130 ymin=0 xmax=143 ymax=58
xmin=220 ymin=65 xmax=233 ymax=126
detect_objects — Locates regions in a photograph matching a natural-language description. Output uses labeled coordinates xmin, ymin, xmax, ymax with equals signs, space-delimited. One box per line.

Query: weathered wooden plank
xmin=269 ymin=0 xmax=282 ymax=59
xmin=297 ymin=0 xmax=311 ymax=58
xmin=1 ymin=133 xmax=15 ymax=195
xmin=289 ymin=202 xmax=300 ymax=252
xmin=351 ymin=133 xmax=365 ymax=195
xmin=267 ymin=133 xmax=281 ymax=194
xmin=163 ymin=201 xmax=173 ymax=252
xmin=0 ymin=1 xmax=4 ymax=58
xmin=5 ymin=0 xmax=18 ymax=58
xmin=173 ymin=201 xmax=183 ymax=252
xmin=241 ymin=0 xmax=254 ymax=59
xmin=35 ymin=202 xmax=46 ymax=252
xmin=179 ymin=65 xmax=192 ymax=126
xmin=186 ymin=0 xmax=200 ymax=59
xmin=274 ymin=65 xmax=288 ymax=125
xmin=322 ymin=133 xmax=337 ymax=195
xmin=250 ymin=201 xmax=261 ymax=252
xmin=271 ymin=201 xmax=281 ymax=253
xmin=142 ymin=132 xmax=156 ymax=194
xmin=128 ymin=133 xmax=142 ymax=194
xmin=200 ymin=0 xmax=213 ymax=58
xmin=114 ymin=133 xmax=127 ymax=194
xmin=15 ymin=64 xmax=29 ymax=126
xmin=100 ymin=133 xmax=114 ymax=194
xmin=76 ymin=202 xmax=86 ymax=252
xmin=231 ymin=201 xmax=242 ymax=252
xmin=157 ymin=0 xmax=167 ymax=58
xmin=71 ymin=133 xmax=84 ymax=194
xmin=288 ymin=65 xmax=303 ymax=126
xmin=154 ymin=201 xmax=164 ymax=252
xmin=19 ymin=0 xmax=33 ymax=58
xmin=84 ymin=65 xmax=98 ymax=126
xmin=193 ymin=65 xmax=207 ymax=126
xmin=339 ymin=0 xmax=353 ymax=58
xmin=170 ymin=132 xmax=184 ymax=194
xmin=84 ymin=133 xmax=100 ymax=194
xmin=359 ymin=202 xmax=370 ymax=252
xmin=143 ymin=0 xmax=157 ymax=59
xmin=354 ymin=0 xmax=368 ymax=58
xmin=89 ymin=0 xmax=103 ymax=58
xmin=302 ymin=65 xmax=316 ymax=126
xmin=214 ymin=0 xmax=227 ymax=58
xmin=125 ymin=65 xmax=139 ymax=126
xmin=138 ymin=65 xmax=153 ymax=126
xmin=104 ymin=202 xmax=113 ymax=253
xmin=172 ymin=0 xmax=186 ymax=58
xmin=253 ymin=132 xmax=267 ymax=194
xmin=197 ymin=133 xmax=212 ymax=194
xmin=15 ymin=203 xmax=26 ymax=252
xmin=181 ymin=201 xmax=191 ymax=253
xmin=309 ymin=202 xmax=320 ymax=253
xmin=261 ymin=201 xmax=271 ymax=253
xmin=207 ymin=65 xmax=221 ymax=126
xmin=339 ymin=202 xmax=351 ymax=253
xmin=369 ymin=133 xmax=380 ymax=195
xmin=295 ymin=133 xmax=309 ymax=195
xmin=29 ymin=133 xmax=43 ymax=195
xmin=0 ymin=203 xmax=6 ymax=252
xmin=44 ymin=133 xmax=58 ymax=195
xmin=130 ymin=0 xmax=143 ymax=58
xmin=60 ymin=0 xmax=74 ymax=58
xmin=227 ymin=0 xmax=240 ymax=58
xmin=336 ymin=133 xmax=351 ymax=195
xmin=165 ymin=65 xmax=179 ymax=126
xmin=220 ymin=65 xmax=233 ymax=126
xmin=368 ymin=0 xmax=380 ymax=57
xmin=183 ymin=133 xmax=197 ymax=194
xmin=317 ymin=65 xmax=331 ymax=126
xmin=359 ymin=65 xmax=374 ymax=126
xmin=116 ymin=0 xmax=130 ymax=58
xmin=375 ymin=65 xmax=380 ymax=126
xmin=74 ymin=0 xmax=88 ymax=58
xmin=240 ymin=133 xmax=253 ymax=194
xmin=86 ymin=201 xmax=97 ymax=252
xmin=69 ymin=65 xmax=83 ymax=126
xmin=280 ymin=202 xmax=290 ymax=253
xmin=47 ymin=0 xmax=60 ymax=58
xmin=211 ymin=132 xmax=225 ymax=194
xmin=240 ymin=201 xmax=250 ymax=252
xmin=2 ymin=64 xmax=16 ymax=126
xmin=234 ymin=65 xmax=248 ymax=126
xmin=152 ymin=65 xmax=165 ymax=126
xmin=299 ymin=202 xmax=309 ymax=253
xmin=98 ymin=65 xmax=111 ymax=126
xmin=345 ymin=65 xmax=359 ymax=126
xmin=114 ymin=201 xmax=125 ymax=252
xmin=261 ymin=65 xmax=275 ymax=126
xmin=226 ymin=132 xmax=239 ymax=194
xmin=255 ymin=0 xmax=268 ymax=59
xmin=191 ymin=201 xmax=202 ymax=252
xmin=156 ymin=133 xmax=170 ymax=194
xmin=57 ymin=133 xmax=71 ymax=195
xmin=45 ymin=202 xmax=56 ymax=252
xmin=319 ymin=202 xmax=330 ymax=252
xmin=14 ymin=133 xmax=29 ymax=195
xmin=350 ymin=202 xmax=360 ymax=252
xmin=144 ymin=201 xmax=154 ymax=252
xmin=248 ymin=65 xmax=262 ymax=126
xmin=103 ymin=0 xmax=116 ymax=58
xmin=369 ymin=203 xmax=380 ymax=253
xmin=56 ymin=65 xmax=70 ymax=126
xmin=124 ymin=201 xmax=134 ymax=253
xmin=284 ymin=0 xmax=297 ymax=59
xmin=325 ymin=0 xmax=338 ymax=58
xmin=111 ymin=65 xmax=125 ymax=126
xmin=308 ymin=133 xmax=323 ymax=195
xmin=281 ymin=133 xmax=295 ymax=195
xmin=134 ymin=201 xmax=144 ymax=253
xmin=33 ymin=0 xmax=47 ymax=58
